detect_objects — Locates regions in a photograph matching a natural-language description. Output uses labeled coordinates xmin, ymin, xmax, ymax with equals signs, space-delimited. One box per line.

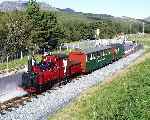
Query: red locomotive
xmin=22 ymin=53 xmax=82 ymax=93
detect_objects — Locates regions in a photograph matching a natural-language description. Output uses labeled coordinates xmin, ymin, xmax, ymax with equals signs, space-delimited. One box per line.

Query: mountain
xmin=57 ymin=7 xmax=143 ymax=23
xmin=0 ymin=1 xmax=27 ymax=11
xmin=57 ymin=8 xmax=75 ymax=13
xmin=144 ymin=17 xmax=150 ymax=22
xmin=58 ymin=8 xmax=115 ymax=20
xmin=0 ymin=1 xmax=57 ymax=12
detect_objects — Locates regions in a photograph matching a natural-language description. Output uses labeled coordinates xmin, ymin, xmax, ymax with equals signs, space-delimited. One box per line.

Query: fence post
xmin=78 ymin=43 xmax=80 ymax=48
xmin=7 ymin=55 xmax=9 ymax=74
xmin=67 ymin=45 xmax=69 ymax=51
xmin=59 ymin=46 xmax=62 ymax=52
xmin=44 ymin=48 xmax=45 ymax=54
xmin=21 ymin=51 xmax=23 ymax=60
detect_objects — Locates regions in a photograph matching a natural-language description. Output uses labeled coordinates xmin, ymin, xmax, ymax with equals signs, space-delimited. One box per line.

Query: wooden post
xmin=21 ymin=51 xmax=23 ymax=60
xmin=59 ymin=46 xmax=62 ymax=52
xmin=7 ymin=55 xmax=9 ymax=74
xmin=67 ymin=45 xmax=69 ymax=51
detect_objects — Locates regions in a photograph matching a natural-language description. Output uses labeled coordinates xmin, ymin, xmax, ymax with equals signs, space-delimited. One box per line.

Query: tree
xmin=5 ymin=12 xmax=33 ymax=54
xmin=26 ymin=0 xmax=64 ymax=51
xmin=145 ymin=23 xmax=150 ymax=33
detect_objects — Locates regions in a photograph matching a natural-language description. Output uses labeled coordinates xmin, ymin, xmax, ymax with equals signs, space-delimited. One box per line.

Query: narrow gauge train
xmin=22 ymin=43 xmax=142 ymax=93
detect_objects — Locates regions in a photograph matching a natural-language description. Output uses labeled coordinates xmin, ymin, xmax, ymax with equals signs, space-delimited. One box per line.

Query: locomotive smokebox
xmin=22 ymin=72 xmax=32 ymax=88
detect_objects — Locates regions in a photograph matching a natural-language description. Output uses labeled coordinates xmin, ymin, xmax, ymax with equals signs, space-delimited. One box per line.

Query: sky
xmin=0 ymin=0 xmax=149 ymax=19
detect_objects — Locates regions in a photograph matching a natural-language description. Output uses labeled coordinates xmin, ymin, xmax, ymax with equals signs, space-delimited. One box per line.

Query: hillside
xmin=57 ymin=7 xmax=142 ymax=23
xmin=57 ymin=8 xmax=75 ymax=13
xmin=0 ymin=1 xmax=145 ymax=24
xmin=0 ymin=1 xmax=57 ymax=11
xmin=56 ymin=11 xmax=94 ymax=23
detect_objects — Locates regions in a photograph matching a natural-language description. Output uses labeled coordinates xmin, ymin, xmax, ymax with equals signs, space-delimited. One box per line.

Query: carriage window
xmin=92 ymin=52 xmax=95 ymax=59
xmin=92 ymin=53 xmax=94 ymax=58
xmin=96 ymin=52 xmax=99 ymax=57
xmin=107 ymin=49 xmax=109 ymax=54
xmin=108 ymin=49 xmax=110 ymax=54
xmin=104 ymin=50 xmax=106 ymax=55
xmin=97 ymin=51 xmax=100 ymax=57
xmin=103 ymin=51 xmax=105 ymax=56
xmin=109 ymin=49 xmax=111 ymax=54
xmin=87 ymin=54 xmax=91 ymax=60
xmin=118 ymin=48 xmax=120 ymax=52
xmin=94 ymin=52 xmax=96 ymax=58
xmin=107 ymin=49 xmax=110 ymax=54
xmin=90 ymin=54 xmax=93 ymax=60
xmin=100 ymin=52 xmax=103 ymax=57
xmin=104 ymin=50 xmax=107 ymax=55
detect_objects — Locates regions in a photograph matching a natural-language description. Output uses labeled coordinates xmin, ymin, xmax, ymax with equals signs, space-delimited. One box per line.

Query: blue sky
xmin=0 ymin=0 xmax=149 ymax=19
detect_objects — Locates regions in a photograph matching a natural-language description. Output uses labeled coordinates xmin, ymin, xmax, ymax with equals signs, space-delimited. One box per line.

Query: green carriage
xmin=68 ymin=44 xmax=125 ymax=73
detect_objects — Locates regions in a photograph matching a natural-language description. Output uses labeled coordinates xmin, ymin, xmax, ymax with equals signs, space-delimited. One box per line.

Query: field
xmin=49 ymin=35 xmax=150 ymax=120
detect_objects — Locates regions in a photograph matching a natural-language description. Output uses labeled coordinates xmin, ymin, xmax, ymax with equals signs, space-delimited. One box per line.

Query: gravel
xmin=0 ymin=49 xmax=144 ymax=120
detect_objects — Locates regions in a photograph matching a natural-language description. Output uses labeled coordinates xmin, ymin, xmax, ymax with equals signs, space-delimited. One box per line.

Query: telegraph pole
xmin=130 ymin=24 xmax=132 ymax=35
xmin=143 ymin=22 xmax=145 ymax=35
xmin=50 ymin=0 xmax=53 ymax=7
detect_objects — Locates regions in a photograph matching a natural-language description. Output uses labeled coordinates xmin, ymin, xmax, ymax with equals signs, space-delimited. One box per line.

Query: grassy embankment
xmin=0 ymin=55 xmax=42 ymax=72
xmin=128 ymin=34 xmax=150 ymax=51
xmin=49 ymin=35 xmax=150 ymax=120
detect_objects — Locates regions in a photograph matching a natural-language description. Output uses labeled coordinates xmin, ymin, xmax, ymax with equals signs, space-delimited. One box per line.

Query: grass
xmin=0 ymin=56 xmax=28 ymax=71
xmin=0 ymin=54 xmax=42 ymax=71
xmin=128 ymin=34 xmax=150 ymax=49
xmin=49 ymin=52 xmax=150 ymax=120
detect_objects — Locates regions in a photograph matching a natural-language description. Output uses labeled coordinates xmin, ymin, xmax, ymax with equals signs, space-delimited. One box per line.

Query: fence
xmin=0 ymin=50 xmax=29 ymax=64
xmin=0 ymin=51 xmax=29 ymax=73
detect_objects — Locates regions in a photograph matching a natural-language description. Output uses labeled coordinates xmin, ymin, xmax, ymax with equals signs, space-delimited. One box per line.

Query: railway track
xmin=0 ymin=75 xmax=113 ymax=115
xmin=0 ymin=95 xmax=32 ymax=113
xmin=0 ymin=78 xmax=73 ymax=114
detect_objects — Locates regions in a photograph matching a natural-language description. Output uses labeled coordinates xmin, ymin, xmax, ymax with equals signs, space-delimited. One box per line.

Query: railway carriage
xmin=111 ymin=43 xmax=125 ymax=60
xmin=68 ymin=43 xmax=124 ymax=73
xmin=124 ymin=43 xmax=143 ymax=56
